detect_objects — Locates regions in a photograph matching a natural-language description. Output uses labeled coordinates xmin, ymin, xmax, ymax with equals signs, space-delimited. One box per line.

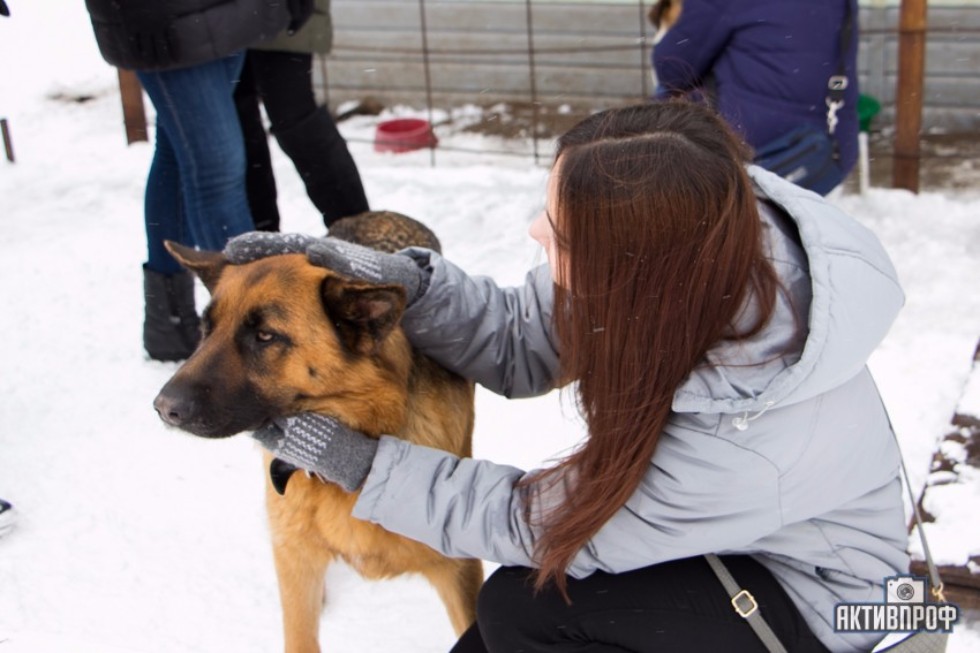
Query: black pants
xmin=233 ymin=50 xmax=369 ymax=231
xmin=451 ymin=556 xmax=831 ymax=653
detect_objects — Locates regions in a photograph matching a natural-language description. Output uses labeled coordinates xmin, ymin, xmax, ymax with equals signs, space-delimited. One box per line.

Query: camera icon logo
xmin=885 ymin=576 xmax=926 ymax=604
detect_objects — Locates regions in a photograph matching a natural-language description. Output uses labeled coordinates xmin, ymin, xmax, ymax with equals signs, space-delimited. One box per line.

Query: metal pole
xmin=524 ymin=0 xmax=541 ymax=165
xmin=637 ymin=0 xmax=649 ymax=99
xmin=892 ymin=0 xmax=927 ymax=192
xmin=418 ymin=0 xmax=437 ymax=166
xmin=1 ymin=118 xmax=13 ymax=162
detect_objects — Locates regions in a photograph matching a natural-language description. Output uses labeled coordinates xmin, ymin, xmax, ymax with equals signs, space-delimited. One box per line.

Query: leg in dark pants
xmin=247 ymin=50 xmax=370 ymax=228
xmin=451 ymin=556 xmax=831 ymax=653
xmin=233 ymin=55 xmax=281 ymax=232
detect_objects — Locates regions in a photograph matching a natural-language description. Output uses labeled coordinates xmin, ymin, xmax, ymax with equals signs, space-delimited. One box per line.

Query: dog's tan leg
xmin=266 ymin=473 xmax=335 ymax=653
xmin=271 ymin=533 xmax=333 ymax=653
xmin=422 ymin=558 xmax=484 ymax=636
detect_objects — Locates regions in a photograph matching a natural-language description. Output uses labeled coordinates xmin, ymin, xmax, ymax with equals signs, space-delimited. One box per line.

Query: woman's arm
xmin=399 ymin=250 xmax=560 ymax=399
xmin=353 ymin=426 xmax=782 ymax=577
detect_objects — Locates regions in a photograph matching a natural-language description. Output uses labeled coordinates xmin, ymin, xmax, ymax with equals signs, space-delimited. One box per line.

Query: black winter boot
xmin=273 ymin=105 xmax=370 ymax=227
xmin=143 ymin=266 xmax=201 ymax=362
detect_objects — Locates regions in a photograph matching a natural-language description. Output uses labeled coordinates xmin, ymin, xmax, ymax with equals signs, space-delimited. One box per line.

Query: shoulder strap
xmin=826 ymin=0 xmax=854 ymax=144
xmin=704 ymin=554 xmax=790 ymax=653
xmin=896 ymin=438 xmax=946 ymax=602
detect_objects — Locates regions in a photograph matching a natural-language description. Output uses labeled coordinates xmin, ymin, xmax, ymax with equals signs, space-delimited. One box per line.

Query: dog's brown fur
xmin=153 ymin=213 xmax=482 ymax=653
xmin=648 ymin=0 xmax=682 ymax=44
xmin=329 ymin=210 xmax=441 ymax=254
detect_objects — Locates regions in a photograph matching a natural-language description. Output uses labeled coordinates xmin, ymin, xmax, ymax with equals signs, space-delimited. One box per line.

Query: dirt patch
xmin=859 ymin=130 xmax=980 ymax=193
xmin=457 ymin=101 xmax=592 ymax=140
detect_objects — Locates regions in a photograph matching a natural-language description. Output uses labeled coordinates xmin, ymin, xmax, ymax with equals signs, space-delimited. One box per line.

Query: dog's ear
xmin=321 ymin=276 xmax=407 ymax=355
xmin=164 ymin=240 xmax=227 ymax=294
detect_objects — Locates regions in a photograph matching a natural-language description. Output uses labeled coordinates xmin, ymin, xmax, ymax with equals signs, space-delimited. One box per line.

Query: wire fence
xmin=315 ymin=0 xmax=980 ymax=172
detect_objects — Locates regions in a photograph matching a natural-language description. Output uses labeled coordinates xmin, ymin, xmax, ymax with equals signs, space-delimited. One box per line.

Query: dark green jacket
xmin=253 ymin=0 xmax=333 ymax=54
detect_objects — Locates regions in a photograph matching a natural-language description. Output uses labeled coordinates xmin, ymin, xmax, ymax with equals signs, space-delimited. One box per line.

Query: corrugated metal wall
xmin=316 ymin=1 xmax=980 ymax=132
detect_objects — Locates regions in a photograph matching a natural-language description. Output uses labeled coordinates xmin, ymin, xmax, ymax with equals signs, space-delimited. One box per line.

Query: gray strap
xmin=704 ymin=554 xmax=789 ymax=653
xmin=896 ymin=440 xmax=946 ymax=601
xmin=874 ymin=373 xmax=947 ymax=603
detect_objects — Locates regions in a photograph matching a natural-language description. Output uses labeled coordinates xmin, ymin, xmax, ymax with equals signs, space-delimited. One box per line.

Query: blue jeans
xmin=137 ymin=54 xmax=254 ymax=275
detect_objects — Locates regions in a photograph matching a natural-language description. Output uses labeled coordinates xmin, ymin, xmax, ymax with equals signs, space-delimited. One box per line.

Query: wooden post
xmin=117 ymin=68 xmax=148 ymax=144
xmin=1 ymin=118 xmax=13 ymax=163
xmin=892 ymin=0 xmax=927 ymax=193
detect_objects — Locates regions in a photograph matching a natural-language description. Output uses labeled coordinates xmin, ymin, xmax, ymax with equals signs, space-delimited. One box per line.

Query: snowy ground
xmin=1 ymin=2 xmax=978 ymax=651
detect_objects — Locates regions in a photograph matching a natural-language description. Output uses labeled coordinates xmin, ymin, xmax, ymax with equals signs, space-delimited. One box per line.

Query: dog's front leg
xmin=266 ymin=481 xmax=333 ymax=653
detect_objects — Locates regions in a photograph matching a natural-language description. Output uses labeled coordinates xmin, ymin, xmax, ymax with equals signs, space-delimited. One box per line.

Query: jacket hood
xmin=672 ymin=165 xmax=904 ymax=415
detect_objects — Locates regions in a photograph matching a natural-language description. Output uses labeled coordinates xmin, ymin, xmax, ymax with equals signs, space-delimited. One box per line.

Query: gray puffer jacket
xmin=85 ymin=0 xmax=291 ymax=71
xmin=353 ymin=166 xmax=909 ymax=653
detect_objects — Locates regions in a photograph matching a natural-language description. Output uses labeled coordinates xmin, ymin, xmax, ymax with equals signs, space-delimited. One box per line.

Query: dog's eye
xmin=256 ymin=331 xmax=275 ymax=343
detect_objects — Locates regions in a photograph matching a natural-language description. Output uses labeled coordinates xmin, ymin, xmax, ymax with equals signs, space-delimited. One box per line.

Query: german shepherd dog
xmin=153 ymin=212 xmax=482 ymax=653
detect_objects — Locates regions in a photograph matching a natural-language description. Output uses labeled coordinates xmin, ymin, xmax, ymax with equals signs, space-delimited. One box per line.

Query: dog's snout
xmin=153 ymin=388 xmax=197 ymax=427
xmin=153 ymin=374 xmax=261 ymax=438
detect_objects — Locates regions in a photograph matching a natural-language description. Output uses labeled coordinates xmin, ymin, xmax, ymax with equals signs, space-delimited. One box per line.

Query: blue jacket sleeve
xmin=652 ymin=0 xmax=733 ymax=95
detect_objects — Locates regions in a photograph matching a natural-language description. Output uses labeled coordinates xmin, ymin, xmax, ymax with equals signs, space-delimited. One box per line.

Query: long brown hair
xmin=521 ymin=101 xmax=780 ymax=596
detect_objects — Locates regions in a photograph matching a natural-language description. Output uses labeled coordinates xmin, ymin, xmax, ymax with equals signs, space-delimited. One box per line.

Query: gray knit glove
xmin=223 ymin=232 xmax=317 ymax=263
xmin=252 ymin=414 xmax=379 ymax=493
xmin=223 ymin=233 xmax=426 ymax=305
xmin=307 ymin=238 xmax=425 ymax=305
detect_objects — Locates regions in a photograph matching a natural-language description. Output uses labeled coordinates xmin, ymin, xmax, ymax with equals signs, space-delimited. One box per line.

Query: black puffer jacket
xmin=85 ymin=0 xmax=293 ymax=71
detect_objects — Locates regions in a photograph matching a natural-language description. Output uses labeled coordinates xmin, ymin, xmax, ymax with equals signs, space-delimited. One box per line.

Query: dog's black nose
xmin=153 ymin=391 xmax=192 ymax=427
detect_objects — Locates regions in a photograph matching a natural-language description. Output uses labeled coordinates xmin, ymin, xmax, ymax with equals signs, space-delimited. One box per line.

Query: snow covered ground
xmin=0 ymin=1 xmax=978 ymax=651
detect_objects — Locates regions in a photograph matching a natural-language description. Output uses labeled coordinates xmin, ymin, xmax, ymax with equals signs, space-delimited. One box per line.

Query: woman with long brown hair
xmin=227 ymin=101 xmax=909 ymax=652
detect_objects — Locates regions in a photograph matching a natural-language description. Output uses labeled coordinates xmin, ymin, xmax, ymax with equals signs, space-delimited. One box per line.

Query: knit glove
xmin=117 ymin=2 xmax=179 ymax=69
xmin=307 ymin=238 xmax=425 ymax=306
xmin=224 ymin=233 xmax=426 ymax=306
xmin=252 ymin=414 xmax=379 ymax=493
xmin=223 ymin=232 xmax=317 ymax=263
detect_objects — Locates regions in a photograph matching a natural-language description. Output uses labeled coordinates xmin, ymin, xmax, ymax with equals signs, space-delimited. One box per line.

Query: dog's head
xmin=153 ymin=242 xmax=413 ymax=439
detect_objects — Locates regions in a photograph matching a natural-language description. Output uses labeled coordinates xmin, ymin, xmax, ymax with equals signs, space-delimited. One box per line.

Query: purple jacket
xmin=653 ymin=0 xmax=859 ymax=176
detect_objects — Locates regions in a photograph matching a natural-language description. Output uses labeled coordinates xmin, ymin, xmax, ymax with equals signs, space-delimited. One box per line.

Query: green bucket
xmin=858 ymin=94 xmax=881 ymax=132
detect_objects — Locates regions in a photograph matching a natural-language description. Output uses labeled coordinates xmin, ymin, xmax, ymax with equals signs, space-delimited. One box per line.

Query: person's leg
xmin=135 ymin=87 xmax=200 ymax=360
xmin=461 ymin=556 xmax=831 ymax=653
xmin=250 ymin=50 xmax=369 ymax=227
xmin=449 ymin=622 xmax=489 ymax=653
xmin=141 ymin=122 xmax=185 ymax=276
xmin=137 ymin=58 xmax=251 ymax=360
xmin=248 ymin=50 xmax=318 ymax=128
xmin=234 ymin=52 xmax=281 ymax=232
xmin=138 ymin=53 xmax=255 ymax=253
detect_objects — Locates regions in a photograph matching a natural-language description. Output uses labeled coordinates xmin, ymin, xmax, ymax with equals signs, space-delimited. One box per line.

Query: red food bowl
xmin=373 ymin=118 xmax=438 ymax=154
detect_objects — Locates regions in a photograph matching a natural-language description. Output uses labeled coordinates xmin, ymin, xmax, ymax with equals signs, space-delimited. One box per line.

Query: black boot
xmin=143 ymin=266 xmax=201 ymax=362
xmin=273 ymin=105 xmax=370 ymax=228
